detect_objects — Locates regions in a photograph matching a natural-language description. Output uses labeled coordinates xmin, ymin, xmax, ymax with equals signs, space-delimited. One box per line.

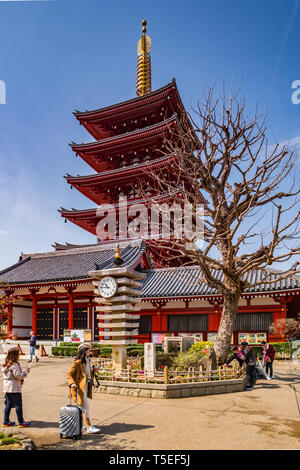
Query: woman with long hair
xmin=2 ymin=347 xmax=31 ymax=427
xmin=66 ymin=342 xmax=100 ymax=434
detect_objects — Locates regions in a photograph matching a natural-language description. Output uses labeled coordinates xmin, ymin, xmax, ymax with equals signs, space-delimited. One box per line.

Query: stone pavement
xmin=0 ymin=357 xmax=299 ymax=450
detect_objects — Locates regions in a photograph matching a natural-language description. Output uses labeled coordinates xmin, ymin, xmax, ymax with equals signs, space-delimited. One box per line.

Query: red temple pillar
xmin=7 ymin=301 xmax=13 ymax=338
xmin=31 ymin=291 xmax=38 ymax=336
xmin=88 ymin=299 xmax=93 ymax=331
xmin=54 ymin=300 xmax=58 ymax=340
xmin=67 ymin=288 xmax=74 ymax=329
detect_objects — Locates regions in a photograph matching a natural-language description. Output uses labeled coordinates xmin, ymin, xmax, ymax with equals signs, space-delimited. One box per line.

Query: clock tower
xmin=89 ymin=247 xmax=146 ymax=371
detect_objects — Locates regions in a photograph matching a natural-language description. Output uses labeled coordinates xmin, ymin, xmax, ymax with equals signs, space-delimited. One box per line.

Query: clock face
xmin=98 ymin=276 xmax=118 ymax=299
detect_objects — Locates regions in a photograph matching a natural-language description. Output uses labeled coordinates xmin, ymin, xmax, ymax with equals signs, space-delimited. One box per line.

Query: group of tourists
xmin=226 ymin=341 xmax=275 ymax=390
xmin=1 ymin=333 xmax=276 ymax=429
xmin=1 ymin=335 xmax=100 ymax=434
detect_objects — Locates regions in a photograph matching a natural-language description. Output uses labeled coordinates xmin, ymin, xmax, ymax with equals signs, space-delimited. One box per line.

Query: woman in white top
xmin=2 ymin=347 xmax=31 ymax=427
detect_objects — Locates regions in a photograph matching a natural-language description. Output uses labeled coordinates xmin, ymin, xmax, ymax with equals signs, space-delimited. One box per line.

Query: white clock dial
xmin=98 ymin=276 xmax=118 ymax=299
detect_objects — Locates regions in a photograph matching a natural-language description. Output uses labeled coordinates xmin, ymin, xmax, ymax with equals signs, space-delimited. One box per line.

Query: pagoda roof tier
xmin=73 ymin=80 xmax=185 ymax=140
xmin=59 ymin=192 xmax=179 ymax=237
xmin=70 ymin=115 xmax=180 ymax=173
xmin=64 ymin=154 xmax=176 ymax=205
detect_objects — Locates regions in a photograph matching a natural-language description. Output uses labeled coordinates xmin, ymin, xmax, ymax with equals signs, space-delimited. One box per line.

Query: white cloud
xmin=277 ymin=135 xmax=300 ymax=150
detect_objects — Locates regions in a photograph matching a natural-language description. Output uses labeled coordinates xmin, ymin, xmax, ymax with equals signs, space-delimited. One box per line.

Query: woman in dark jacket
xmin=241 ymin=342 xmax=257 ymax=391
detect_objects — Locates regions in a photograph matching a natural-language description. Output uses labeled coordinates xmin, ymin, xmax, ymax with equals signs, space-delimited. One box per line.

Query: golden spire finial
xmin=136 ymin=19 xmax=152 ymax=97
xmin=113 ymin=244 xmax=124 ymax=266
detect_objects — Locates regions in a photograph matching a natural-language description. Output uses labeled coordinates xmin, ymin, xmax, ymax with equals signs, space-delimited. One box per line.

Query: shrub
xmin=171 ymin=341 xmax=214 ymax=370
xmin=52 ymin=346 xmax=78 ymax=357
xmin=0 ymin=437 xmax=20 ymax=446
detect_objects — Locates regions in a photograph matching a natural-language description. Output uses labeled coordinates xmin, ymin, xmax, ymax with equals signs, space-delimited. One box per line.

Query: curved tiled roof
xmin=1 ymin=243 xmax=299 ymax=297
xmin=0 ymin=242 xmax=147 ymax=285
xmin=141 ymin=266 xmax=300 ymax=298
xmin=70 ymin=115 xmax=179 ymax=152
xmin=74 ymin=80 xmax=179 ymax=119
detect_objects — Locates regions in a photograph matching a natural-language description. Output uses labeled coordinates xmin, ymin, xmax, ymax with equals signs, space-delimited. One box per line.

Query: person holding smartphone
xmin=66 ymin=342 xmax=100 ymax=434
xmin=2 ymin=347 xmax=31 ymax=428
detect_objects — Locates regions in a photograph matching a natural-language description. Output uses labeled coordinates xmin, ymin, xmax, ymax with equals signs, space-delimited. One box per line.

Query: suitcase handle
xmin=69 ymin=384 xmax=79 ymax=406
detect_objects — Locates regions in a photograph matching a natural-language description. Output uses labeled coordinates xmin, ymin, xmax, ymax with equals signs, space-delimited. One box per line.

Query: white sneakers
xmin=86 ymin=425 xmax=101 ymax=434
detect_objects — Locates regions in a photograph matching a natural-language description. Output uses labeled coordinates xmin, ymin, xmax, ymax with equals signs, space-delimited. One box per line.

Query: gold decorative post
xmin=136 ymin=19 xmax=152 ymax=97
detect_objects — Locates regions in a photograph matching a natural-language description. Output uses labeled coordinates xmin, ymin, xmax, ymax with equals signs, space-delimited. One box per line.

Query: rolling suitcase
xmin=59 ymin=386 xmax=83 ymax=440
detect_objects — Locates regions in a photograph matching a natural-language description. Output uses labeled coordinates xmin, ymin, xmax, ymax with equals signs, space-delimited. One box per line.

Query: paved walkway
xmin=0 ymin=357 xmax=299 ymax=450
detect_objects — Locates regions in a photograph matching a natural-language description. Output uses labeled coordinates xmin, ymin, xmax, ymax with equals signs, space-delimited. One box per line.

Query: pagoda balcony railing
xmin=71 ymin=114 xmax=178 ymax=151
xmin=66 ymin=154 xmax=176 ymax=183
xmin=60 ymin=191 xmax=180 ymax=216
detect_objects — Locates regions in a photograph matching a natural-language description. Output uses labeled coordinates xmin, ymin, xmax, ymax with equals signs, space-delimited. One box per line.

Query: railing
xmin=93 ymin=362 xmax=245 ymax=386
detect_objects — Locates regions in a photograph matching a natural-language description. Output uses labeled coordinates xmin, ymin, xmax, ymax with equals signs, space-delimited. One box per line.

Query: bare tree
xmin=135 ymin=85 xmax=300 ymax=363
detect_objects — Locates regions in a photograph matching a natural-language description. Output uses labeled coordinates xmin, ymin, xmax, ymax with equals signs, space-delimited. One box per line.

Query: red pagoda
xmin=59 ymin=21 xmax=195 ymax=268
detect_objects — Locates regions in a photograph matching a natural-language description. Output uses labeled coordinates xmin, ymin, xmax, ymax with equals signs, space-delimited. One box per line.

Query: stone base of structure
xmin=111 ymin=345 xmax=127 ymax=371
xmin=94 ymin=377 xmax=247 ymax=399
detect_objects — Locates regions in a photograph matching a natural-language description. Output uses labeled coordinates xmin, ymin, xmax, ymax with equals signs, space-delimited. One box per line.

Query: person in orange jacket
xmin=66 ymin=342 xmax=100 ymax=434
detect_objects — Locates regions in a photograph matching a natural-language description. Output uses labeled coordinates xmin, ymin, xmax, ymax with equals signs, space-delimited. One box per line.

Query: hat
xmin=78 ymin=342 xmax=91 ymax=351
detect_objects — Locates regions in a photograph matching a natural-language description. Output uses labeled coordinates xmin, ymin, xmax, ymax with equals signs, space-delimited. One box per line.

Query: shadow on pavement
xmin=254 ymin=383 xmax=281 ymax=389
xmin=38 ymin=423 xmax=150 ymax=450
xmin=30 ymin=420 xmax=59 ymax=429
xmin=94 ymin=422 xmax=154 ymax=435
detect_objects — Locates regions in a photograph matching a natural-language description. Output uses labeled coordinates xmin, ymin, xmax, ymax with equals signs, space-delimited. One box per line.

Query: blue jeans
xmin=266 ymin=361 xmax=273 ymax=378
xmin=4 ymin=393 xmax=24 ymax=425
xmin=30 ymin=345 xmax=37 ymax=361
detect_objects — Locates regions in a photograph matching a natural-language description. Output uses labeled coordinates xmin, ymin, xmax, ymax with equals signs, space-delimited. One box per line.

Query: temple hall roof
xmin=141 ymin=266 xmax=300 ymax=299
xmin=0 ymin=241 xmax=148 ymax=285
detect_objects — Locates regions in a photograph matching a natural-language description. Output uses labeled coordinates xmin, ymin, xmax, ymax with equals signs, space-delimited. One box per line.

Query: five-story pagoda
xmin=60 ymin=21 xmax=196 ymax=268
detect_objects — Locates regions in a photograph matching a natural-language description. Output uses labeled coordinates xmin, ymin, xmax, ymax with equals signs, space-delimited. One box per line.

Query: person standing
xmin=241 ymin=342 xmax=257 ymax=391
xmin=261 ymin=341 xmax=275 ymax=379
xmin=66 ymin=343 xmax=100 ymax=434
xmin=2 ymin=347 xmax=31 ymax=428
xmin=28 ymin=331 xmax=39 ymax=363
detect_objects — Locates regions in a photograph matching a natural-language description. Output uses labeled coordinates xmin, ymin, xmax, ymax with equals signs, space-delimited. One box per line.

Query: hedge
xmin=251 ymin=342 xmax=290 ymax=358
xmin=52 ymin=346 xmax=78 ymax=357
xmin=52 ymin=343 xmax=163 ymax=357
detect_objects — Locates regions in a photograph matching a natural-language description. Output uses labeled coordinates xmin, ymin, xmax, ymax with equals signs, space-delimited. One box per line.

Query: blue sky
xmin=0 ymin=0 xmax=299 ymax=270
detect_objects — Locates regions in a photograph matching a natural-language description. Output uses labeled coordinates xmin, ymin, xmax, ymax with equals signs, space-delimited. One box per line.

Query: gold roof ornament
xmin=136 ymin=19 xmax=152 ymax=97
xmin=113 ymin=244 xmax=124 ymax=266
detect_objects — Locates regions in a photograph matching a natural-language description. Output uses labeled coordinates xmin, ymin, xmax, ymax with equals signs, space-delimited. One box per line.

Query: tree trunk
xmin=214 ymin=292 xmax=240 ymax=364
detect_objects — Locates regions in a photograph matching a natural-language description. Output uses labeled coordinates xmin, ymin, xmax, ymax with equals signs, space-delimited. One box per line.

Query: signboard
xmin=84 ymin=330 xmax=92 ymax=342
xmin=144 ymin=343 xmax=156 ymax=372
xmin=208 ymin=333 xmax=234 ymax=344
xmin=238 ymin=332 xmax=267 ymax=345
xmin=151 ymin=333 xmax=166 ymax=344
xmin=64 ymin=329 xmax=85 ymax=343
xmin=178 ymin=332 xmax=203 ymax=342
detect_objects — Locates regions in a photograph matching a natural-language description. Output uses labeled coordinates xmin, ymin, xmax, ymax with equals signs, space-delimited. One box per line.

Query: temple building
xmin=1 ymin=21 xmax=300 ymax=344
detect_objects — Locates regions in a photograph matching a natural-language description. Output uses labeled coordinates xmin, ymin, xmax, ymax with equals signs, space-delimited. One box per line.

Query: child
xmin=2 ymin=347 xmax=31 ymax=427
